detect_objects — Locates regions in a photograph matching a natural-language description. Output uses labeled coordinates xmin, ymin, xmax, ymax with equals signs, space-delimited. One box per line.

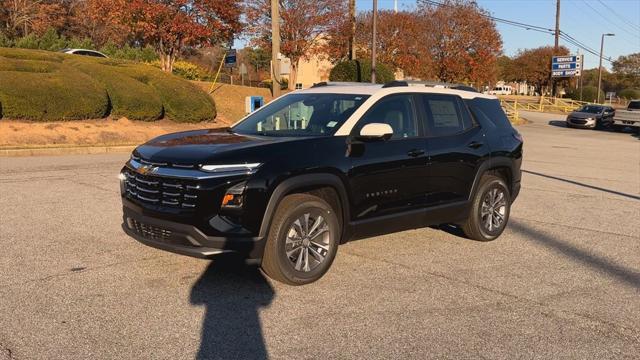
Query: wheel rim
xmin=285 ymin=212 xmax=331 ymax=272
xmin=480 ymin=187 xmax=507 ymax=233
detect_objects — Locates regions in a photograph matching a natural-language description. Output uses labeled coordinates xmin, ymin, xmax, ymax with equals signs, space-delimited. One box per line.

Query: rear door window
xmin=420 ymin=94 xmax=471 ymax=137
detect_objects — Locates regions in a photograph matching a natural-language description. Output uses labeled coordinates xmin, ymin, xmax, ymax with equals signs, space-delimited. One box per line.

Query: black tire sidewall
xmin=274 ymin=199 xmax=339 ymax=284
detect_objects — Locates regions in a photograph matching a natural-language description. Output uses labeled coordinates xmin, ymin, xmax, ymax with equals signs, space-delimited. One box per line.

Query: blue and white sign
xmin=552 ymin=55 xmax=582 ymax=77
xmin=224 ymin=49 xmax=237 ymax=67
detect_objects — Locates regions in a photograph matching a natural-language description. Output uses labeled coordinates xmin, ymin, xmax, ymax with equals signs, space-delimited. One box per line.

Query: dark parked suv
xmin=120 ymin=82 xmax=523 ymax=285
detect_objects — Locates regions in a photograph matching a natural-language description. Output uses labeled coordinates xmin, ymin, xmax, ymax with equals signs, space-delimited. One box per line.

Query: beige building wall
xmin=287 ymin=55 xmax=334 ymax=89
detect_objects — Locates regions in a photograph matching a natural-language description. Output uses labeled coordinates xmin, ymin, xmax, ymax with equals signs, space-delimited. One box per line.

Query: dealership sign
xmin=552 ymin=55 xmax=582 ymax=77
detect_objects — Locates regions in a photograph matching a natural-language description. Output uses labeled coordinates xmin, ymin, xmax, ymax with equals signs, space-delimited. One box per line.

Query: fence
xmin=498 ymin=95 xmax=596 ymax=123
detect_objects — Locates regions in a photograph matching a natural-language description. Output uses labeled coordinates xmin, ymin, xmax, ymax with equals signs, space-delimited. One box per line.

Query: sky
xmin=357 ymin=0 xmax=640 ymax=69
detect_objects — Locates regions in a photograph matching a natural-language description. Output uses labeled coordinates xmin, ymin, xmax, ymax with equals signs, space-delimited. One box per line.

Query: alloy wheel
xmin=285 ymin=213 xmax=331 ymax=272
xmin=480 ymin=187 xmax=507 ymax=232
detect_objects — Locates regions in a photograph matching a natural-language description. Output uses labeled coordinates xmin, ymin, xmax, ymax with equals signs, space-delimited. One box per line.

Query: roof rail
xmin=382 ymin=81 xmax=408 ymax=88
xmin=311 ymin=81 xmax=328 ymax=88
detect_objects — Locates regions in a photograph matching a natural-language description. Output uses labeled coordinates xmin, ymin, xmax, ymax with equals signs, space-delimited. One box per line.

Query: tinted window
xmin=354 ymin=94 xmax=418 ymax=139
xmin=233 ymin=93 xmax=369 ymax=137
xmin=465 ymin=98 xmax=512 ymax=130
xmin=421 ymin=94 xmax=470 ymax=137
xmin=628 ymin=101 xmax=640 ymax=110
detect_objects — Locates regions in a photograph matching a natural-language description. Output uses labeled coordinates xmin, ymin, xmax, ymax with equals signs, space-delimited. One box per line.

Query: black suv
xmin=120 ymin=82 xmax=523 ymax=285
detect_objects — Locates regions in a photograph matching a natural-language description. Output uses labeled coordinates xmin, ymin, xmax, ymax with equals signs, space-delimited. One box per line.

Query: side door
xmin=348 ymin=93 xmax=429 ymax=221
xmin=420 ymin=94 xmax=489 ymax=205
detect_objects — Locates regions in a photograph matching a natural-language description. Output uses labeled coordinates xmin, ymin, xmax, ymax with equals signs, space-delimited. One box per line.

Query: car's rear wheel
xmin=461 ymin=174 xmax=511 ymax=241
xmin=261 ymin=193 xmax=340 ymax=285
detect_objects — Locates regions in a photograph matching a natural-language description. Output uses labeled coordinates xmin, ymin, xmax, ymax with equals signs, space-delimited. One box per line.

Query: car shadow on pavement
xmin=522 ymin=169 xmax=640 ymax=200
xmin=510 ymin=220 xmax=640 ymax=290
xmin=190 ymin=255 xmax=274 ymax=360
xmin=548 ymin=120 xmax=569 ymax=128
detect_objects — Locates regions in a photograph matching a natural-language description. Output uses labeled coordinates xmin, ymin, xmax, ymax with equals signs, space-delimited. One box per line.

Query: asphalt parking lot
xmin=1 ymin=111 xmax=639 ymax=359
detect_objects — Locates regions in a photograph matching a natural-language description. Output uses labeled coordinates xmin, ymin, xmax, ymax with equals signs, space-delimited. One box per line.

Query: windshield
xmin=232 ymin=93 xmax=370 ymax=137
xmin=578 ymin=105 xmax=603 ymax=114
xmin=628 ymin=101 xmax=640 ymax=110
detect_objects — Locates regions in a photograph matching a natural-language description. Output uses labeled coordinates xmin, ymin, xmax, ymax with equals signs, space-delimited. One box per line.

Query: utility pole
xmin=597 ymin=33 xmax=615 ymax=103
xmin=349 ymin=0 xmax=356 ymax=60
xmin=551 ymin=0 xmax=560 ymax=97
xmin=271 ymin=0 xmax=281 ymax=98
xmin=371 ymin=0 xmax=378 ymax=83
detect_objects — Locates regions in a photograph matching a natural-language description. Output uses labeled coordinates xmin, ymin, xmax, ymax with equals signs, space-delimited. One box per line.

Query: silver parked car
xmin=566 ymin=104 xmax=615 ymax=129
xmin=59 ymin=48 xmax=108 ymax=58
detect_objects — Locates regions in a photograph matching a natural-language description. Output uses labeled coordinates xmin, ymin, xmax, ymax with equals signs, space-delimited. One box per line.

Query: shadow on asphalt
xmin=510 ymin=220 xmax=640 ymax=290
xmin=548 ymin=120 xmax=569 ymax=128
xmin=522 ymin=169 xmax=640 ymax=201
xmin=190 ymin=255 xmax=274 ymax=360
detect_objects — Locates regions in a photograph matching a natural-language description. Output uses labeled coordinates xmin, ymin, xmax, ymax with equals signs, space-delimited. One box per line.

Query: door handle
xmin=407 ymin=149 xmax=425 ymax=157
xmin=467 ymin=141 xmax=484 ymax=149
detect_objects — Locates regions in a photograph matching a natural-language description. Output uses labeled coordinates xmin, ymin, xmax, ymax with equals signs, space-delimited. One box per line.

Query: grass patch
xmin=0 ymin=47 xmax=215 ymax=122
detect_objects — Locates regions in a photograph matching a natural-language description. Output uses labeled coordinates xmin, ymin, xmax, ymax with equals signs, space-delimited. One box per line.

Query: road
xmin=1 ymin=111 xmax=639 ymax=359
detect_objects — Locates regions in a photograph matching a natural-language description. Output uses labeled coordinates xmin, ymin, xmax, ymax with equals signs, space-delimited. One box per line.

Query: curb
xmin=0 ymin=145 xmax=136 ymax=157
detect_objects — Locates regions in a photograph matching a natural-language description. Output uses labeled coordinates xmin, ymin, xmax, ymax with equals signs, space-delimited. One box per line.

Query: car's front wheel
xmin=261 ymin=193 xmax=340 ymax=285
xmin=461 ymin=174 xmax=511 ymax=241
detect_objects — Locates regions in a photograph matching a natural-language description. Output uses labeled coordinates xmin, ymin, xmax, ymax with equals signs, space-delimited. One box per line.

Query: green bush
xmin=0 ymin=70 xmax=109 ymax=120
xmin=0 ymin=47 xmax=215 ymax=122
xmin=68 ymin=59 xmax=164 ymax=120
xmin=100 ymin=43 xmax=158 ymax=62
xmin=566 ymin=86 xmax=605 ymax=103
xmin=619 ymin=88 xmax=640 ymax=100
xmin=329 ymin=59 xmax=395 ymax=84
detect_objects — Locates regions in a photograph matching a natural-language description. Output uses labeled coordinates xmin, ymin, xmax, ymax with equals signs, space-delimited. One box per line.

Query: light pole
xmin=597 ymin=33 xmax=614 ymax=103
xmin=371 ymin=0 xmax=378 ymax=83
xmin=271 ymin=0 xmax=281 ymax=98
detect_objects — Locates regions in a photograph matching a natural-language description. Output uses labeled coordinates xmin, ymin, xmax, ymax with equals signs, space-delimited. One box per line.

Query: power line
xmin=579 ymin=0 xmax=640 ymax=40
xmin=596 ymin=0 xmax=640 ymax=33
xmin=421 ymin=0 xmax=613 ymax=62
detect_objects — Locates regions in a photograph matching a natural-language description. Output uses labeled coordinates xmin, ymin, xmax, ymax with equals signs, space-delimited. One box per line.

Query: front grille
xmin=129 ymin=218 xmax=172 ymax=241
xmin=569 ymin=118 xmax=587 ymax=124
xmin=122 ymin=168 xmax=199 ymax=209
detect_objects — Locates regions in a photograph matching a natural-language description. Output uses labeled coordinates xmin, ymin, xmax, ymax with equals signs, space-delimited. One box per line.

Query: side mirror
xmin=358 ymin=123 xmax=393 ymax=141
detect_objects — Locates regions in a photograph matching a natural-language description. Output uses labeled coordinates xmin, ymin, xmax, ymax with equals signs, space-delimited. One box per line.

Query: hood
xmin=569 ymin=111 xmax=601 ymax=119
xmin=133 ymin=128 xmax=293 ymax=165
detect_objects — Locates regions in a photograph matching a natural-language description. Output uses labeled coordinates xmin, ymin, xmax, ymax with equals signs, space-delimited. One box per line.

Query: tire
xmin=461 ymin=174 xmax=511 ymax=241
xmin=261 ymin=193 xmax=340 ymax=285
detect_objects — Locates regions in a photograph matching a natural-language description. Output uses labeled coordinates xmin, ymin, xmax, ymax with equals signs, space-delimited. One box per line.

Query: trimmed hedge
xmin=0 ymin=47 xmax=215 ymax=122
xmin=329 ymin=59 xmax=395 ymax=84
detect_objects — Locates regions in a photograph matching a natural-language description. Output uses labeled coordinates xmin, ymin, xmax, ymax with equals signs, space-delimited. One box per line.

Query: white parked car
xmin=59 ymin=48 xmax=108 ymax=58
xmin=487 ymin=85 xmax=512 ymax=96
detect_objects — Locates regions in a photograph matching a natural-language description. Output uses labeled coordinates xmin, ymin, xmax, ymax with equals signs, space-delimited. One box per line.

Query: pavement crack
xmin=0 ymin=342 xmax=13 ymax=360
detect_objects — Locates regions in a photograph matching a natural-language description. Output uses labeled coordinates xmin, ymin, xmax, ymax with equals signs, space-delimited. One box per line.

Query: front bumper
xmin=566 ymin=117 xmax=596 ymax=128
xmin=122 ymin=199 xmax=265 ymax=259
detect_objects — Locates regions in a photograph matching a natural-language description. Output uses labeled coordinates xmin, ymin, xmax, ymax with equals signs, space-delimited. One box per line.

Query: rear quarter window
xmin=465 ymin=98 xmax=513 ymax=130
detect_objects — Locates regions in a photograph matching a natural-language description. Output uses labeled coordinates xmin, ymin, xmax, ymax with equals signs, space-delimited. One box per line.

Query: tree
xmin=244 ymin=47 xmax=271 ymax=76
xmin=612 ymin=53 xmax=640 ymax=77
xmin=417 ymin=0 xmax=502 ymax=86
xmin=244 ymin=0 xmax=345 ymax=90
xmin=126 ymin=0 xmax=242 ymax=72
xmin=0 ymin=0 xmax=68 ymax=38
xmin=354 ymin=10 xmax=429 ymax=79
xmin=509 ymin=45 xmax=569 ymax=94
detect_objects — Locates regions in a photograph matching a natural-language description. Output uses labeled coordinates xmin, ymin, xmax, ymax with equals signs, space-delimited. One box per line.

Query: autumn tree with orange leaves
xmin=244 ymin=0 xmax=345 ymax=90
xmin=125 ymin=0 xmax=243 ymax=72
xmin=417 ymin=0 xmax=502 ymax=86
xmin=353 ymin=10 xmax=430 ymax=79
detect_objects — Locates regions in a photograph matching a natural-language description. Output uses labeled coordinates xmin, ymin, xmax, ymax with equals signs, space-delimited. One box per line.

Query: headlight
xmin=199 ymin=163 xmax=262 ymax=173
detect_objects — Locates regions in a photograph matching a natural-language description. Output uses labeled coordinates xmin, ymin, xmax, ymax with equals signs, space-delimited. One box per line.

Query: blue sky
xmin=357 ymin=0 xmax=640 ymax=69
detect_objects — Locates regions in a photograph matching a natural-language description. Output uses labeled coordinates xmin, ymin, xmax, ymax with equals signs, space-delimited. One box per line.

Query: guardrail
xmin=498 ymin=95 xmax=590 ymax=120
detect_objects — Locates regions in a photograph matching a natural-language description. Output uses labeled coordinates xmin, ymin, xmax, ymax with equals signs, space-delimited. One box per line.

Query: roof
xmin=296 ymin=81 xmax=497 ymax=100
